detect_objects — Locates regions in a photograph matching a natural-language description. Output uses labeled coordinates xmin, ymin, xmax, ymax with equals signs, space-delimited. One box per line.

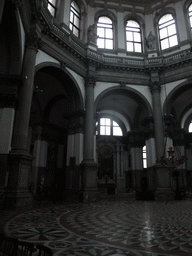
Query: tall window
xmin=97 ymin=16 xmax=113 ymax=49
xmin=70 ymin=1 xmax=80 ymax=38
xmin=158 ymin=14 xmax=178 ymax=50
xmin=188 ymin=4 xmax=192 ymax=32
xmin=47 ymin=0 xmax=57 ymax=17
xmin=126 ymin=20 xmax=142 ymax=53
xmin=143 ymin=145 xmax=147 ymax=168
xmin=96 ymin=118 xmax=123 ymax=136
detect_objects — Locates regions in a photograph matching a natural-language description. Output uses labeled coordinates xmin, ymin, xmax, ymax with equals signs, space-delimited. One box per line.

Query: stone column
xmin=7 ymin=30 xmax=40 ymax=208
xmin=0 ymin=0 xmax=5 ymax=23
xmin=127 ymin=131 xmax=144 ymax=195
xmin=150 ymin=82 xmax=164 ymax=160
xmin=150 ymin=78 xmax=174 ymax=200
xmin=12 ymin=33 xmax=40 ymax=152
xmin=80 ymin=76 xmax=98 ymax=201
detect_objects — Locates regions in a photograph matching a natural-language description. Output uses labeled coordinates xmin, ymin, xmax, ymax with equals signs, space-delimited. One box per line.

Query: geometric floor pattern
xmin=2 ymin=198 xmax=192 ymax=255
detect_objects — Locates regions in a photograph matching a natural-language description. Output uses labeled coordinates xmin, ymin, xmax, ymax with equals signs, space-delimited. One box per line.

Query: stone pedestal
xmin=6 ymin=151 xmax=34 ymax=208
xmin=154 ymin=164 xmax=175 ymax=200
xmin=80 ymin=162 xmax=98 ymax=202
xmin=117 ymin=176 xmax=125 ymax=193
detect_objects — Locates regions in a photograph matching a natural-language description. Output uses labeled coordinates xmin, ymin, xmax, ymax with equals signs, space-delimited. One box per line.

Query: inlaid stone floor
xmin=1 ymin=198 xmax=192 ymax=255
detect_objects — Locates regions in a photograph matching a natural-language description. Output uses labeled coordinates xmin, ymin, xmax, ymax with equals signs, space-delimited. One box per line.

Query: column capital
xmin=85 ymin=76 xmax=97 ymax=88
xmin=149 ymin=82 xmax=161 ymax=94
xmin=26 ymin=30 xmax=42 ymax=51
xmin=12 ymin=0 xmax=23 ymax=8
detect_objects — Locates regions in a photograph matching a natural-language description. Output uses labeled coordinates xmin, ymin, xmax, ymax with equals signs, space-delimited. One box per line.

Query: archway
xmin=29 ymin=65 xmax=83 ymax=199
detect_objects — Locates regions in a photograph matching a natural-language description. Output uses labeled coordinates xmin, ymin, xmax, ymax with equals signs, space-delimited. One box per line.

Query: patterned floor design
xmin=1 ymin=198 xmax=192 ymax=255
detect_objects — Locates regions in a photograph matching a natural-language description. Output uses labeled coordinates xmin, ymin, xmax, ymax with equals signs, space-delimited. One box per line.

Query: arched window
xmin=47 ymin=0 xmax=57 ymax=17
xmin=126 ymin=20 xmax=142 ymax=53
xmin=70 ymin=1 xmax=81 ymax=38
xmin=158 ymin=14 xmax=178 ymax=50
xmin=96 ymin=118 xmax=123 ymax=136
xmin=97 ymin=16 xmax=113 ymax=49
xmin=188 ymin=4 xmax=192 ymax=32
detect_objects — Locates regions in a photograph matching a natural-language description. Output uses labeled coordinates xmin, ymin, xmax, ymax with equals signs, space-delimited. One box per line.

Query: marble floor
xmin=1 ymin=198 xmax=192 ymax=256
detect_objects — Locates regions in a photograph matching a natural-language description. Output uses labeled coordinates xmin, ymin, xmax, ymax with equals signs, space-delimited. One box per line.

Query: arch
xmin=163 ymin=79 xmax=192 ymax=127
xmin=95 ymin=9 xmax=117 ymax=24
xmin=35 ymin=62 xmax=84 ymax=111
xmin=95 ymin=86 xmax=152 ymax=131
xmin=124 ymin=13 xmax=145 ymax=27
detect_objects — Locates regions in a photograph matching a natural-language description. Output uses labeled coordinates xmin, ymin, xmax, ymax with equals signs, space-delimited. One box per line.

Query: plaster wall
xmin=117 ymin=11 xmax=125 ymax=50
xmin=161 ymin=79 xmax=187 ymax=109
xmin=127 ymin=85 xmax=152 ymax=107
xmin=66 ymin=67 xmax=85 ymax=104
xmin=35 ymin=50 xmax=60 ymax=66
xmin=175 ymin=1 xmax=188 ymax=42
xmin=95 ymin=82 xmax=118 ymax=100
xmin=145 ymin=14 xmax=154 ymax=36
xmin=63 ymin=0 xmax=71 ymax=26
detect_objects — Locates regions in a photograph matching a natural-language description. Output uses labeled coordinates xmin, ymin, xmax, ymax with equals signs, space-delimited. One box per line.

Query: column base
xmin=5 ymin=151 xmax=34 ymax=209
xmin=155 ymin=188 xmax=175 ymax=201
xmin=3 ymin=189 xmax=33 ymax=209
xmin=80 ymin=161 xmax=99 ymax=202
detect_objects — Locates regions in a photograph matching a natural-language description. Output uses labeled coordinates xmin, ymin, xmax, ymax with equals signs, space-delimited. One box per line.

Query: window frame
xmin=95 ymin=10 xmax=117 ymax=52
xmin=184 ymin=1 xmax=192 ymax=42
xmin=126 ymin=19 xmax=142 ymax=53
xmin=96 ymin=16 xmax=114 ymax=50
xmin=47 ymin=0 xmax=57 ymax=17
xmin=158 ymin=13 xmax=178 ymax=51
xmin=96 ymin=117 xmax=123 ymax=136
xmin=154 ymin=8 xmax=180 ymax=52
xmin=70 ymin=1 xmax=81 ymax=38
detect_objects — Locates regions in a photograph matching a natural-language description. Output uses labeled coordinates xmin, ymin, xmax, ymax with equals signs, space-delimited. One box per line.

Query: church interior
xmin=1 ymin=0 xmax=192 ymax=255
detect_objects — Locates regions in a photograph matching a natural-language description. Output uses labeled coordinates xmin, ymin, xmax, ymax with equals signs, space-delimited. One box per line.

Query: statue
xmin=146 ymin=31 xmax=156 ymax=50
xmin=87 ymin=24 xmax=98 ymax=44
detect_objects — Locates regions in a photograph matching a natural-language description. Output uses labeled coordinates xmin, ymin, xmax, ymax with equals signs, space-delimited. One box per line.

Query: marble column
xmin=80 ymin=76 xmax=98 ymax=201
xmin=0 ymin=0 xmax=5 ymax=23
xmin=150 ymin=81 xmax=174 ymax=199
xmin=150 ymin=82 xmax=164 ymax=160
xmin=7 ymin=31 xmax=40 ymax=208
